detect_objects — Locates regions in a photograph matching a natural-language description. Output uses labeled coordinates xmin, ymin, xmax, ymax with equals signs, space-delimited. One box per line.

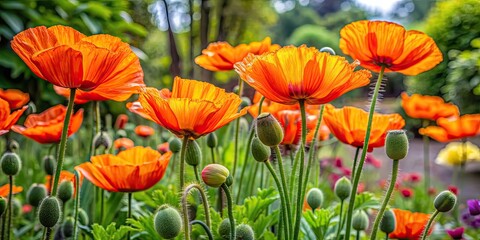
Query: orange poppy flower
xmin=323 ymin=105 xmax=405 ymax=151
xmin=134 ymin=125 xmax=155 ymax=138
xmin=114 ymin=114 xmax=129 ymax=130
xmin=340 ymin=20 xmax=442 ymax=75
xmin=390 ymin=209 xmax=432 ymax=239
xmin=75 ymin=146 xmax=171 ymax=192
xmin=45 ymin=170 xmax=83 ymax=194
xmin=12 ymin=105 xmax=84 ymax=144
xmin=195 ymin=37 xmax=280 ymax=71
xmin=11 ymin=25 xmax=144 ymax=95
xmin=0 ymin=184 xmax=23 ymax=197
xmin=114 ymin=138 xmax=135 ymax=150
xmin=419 ymin=114 xmax=480 ymax=142
xmin=127 ymin=77 xmax=248 ymax=139
xmin=235 ymin=45 xmax=371 ymax=105
xmin=0 ymin=98 xmax=28 ymax=136
xmin=401 ymin=92 xmax=459 ymax=121
xmin=0 ymin=89 xmax=29 ymax=109
xmin=157 ymin=142 xmax=169 ymax=154
xmin=275 ymin=110 xmax=329 ymax=145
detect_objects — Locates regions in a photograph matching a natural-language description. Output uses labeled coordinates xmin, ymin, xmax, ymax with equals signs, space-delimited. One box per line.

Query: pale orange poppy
xmin=323 ymin=104 xmax=405 ymax=151
xmin=340 ymin=20 xmax=442 ymax=75
xmin=134 ymin=125 xmax=155 ymax=138
xmin=0 ymin=98 xmax=28 ymax=136
xmin=389 ymin=209 xmax=432 ymax=239
xmin=0 ymin=89 xmax=29 ymax=109
xmin=419 ymin=114 xmax=480 ymax=142
xmin=12 ymin=105 xmax=84 ymax=144
xmin=128 ymin=77 xmax=248 ymax=139
xmin=11 ymin=25 xmax=144 ymax=96
xmin=114 ymin=138 xmax=135 ymax=150
xmin=0 ymin=184 xmax=23 ymax=197
xmin=195 ymin=37 xmax=280 ymax=71
xmin=235 ymin=45 xmax=371 ymax=105
xmin=75 ymin=146 xmax=171 ymax=192
xmin=401 ymin=92 xmax=459 ymax=121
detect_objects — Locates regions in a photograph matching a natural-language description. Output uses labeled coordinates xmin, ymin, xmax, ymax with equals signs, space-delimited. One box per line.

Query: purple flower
xmin=467 ymin=199 xmax=480 ymax=216
xmin=446 ymin=227 xmax=464 ymax=239
xmin=461 ymin=209 xmax=480 ymax=229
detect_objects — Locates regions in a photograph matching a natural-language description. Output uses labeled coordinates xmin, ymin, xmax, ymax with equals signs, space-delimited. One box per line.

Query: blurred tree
xmin=391 ymin=0 xmax=436 ymax=22
xmin=287 ymin=25 xmax=339 ymax=52
xmin=271 ymin=6 xmax=322 ymax=44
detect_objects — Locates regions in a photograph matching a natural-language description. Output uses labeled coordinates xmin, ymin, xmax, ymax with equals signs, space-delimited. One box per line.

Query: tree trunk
xmin=162 ymin=0 xmax=181 ymax=79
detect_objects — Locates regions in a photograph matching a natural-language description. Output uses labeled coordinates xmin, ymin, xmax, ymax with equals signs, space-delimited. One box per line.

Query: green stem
xmin=73 ymin=171 xmax=81 ymax=240
xmin=351 ymin=147 xmax=361 ymax=181
xmin=335 ymin=200 xmax=344 ymax=240
xmin=265 ymin=161 xmax=290 ymax=239
xmin=182 ymin=184 xmax=212 ymax=229
xmin=356 ymin=230 xmax=360 ymax=240
xmin=127 ymin=193 xmax=132 ymax=240
xmin=95 ymin=101 xmax=101 ymax=133
xmin=370 ymin=160 xmax=400 ymax=239
xmin=289 ymin=149 xmax=301 ymax=204
xmin=345 ymin=66 xmax=385 ymax=238
xmin=210 ymin=147 xmax=216 ymax=164
xmin=236 ymin=126 xmax=255 ymax=204
xmin=422 ymin=119 xmax=430 ymax=194
xmin=248 ymin=163 xmax=259 ymax=196
xmin=5 ymin=176 xmax=13 ymax=240
xmin=274 ymin=146 xmax=292 ymax=229
xmin=190 ymin=220 xmax=214 ymax=240
xmin=292 ymin=100 xmax=307 ymax=240
xmin=232 ymin=79 xmax=244 ymax=178
xmin=193 ymin=165 xmax=201 ymax=182
xmin=221 ymin=184 xmax=236 ymax=240
xmin=421 ymin=210 xmax=439 ymax=240
xmin=100 ymin=189 xmax=104 ymax=223
xmin=179 ymin=137 xmax=189 ymax=193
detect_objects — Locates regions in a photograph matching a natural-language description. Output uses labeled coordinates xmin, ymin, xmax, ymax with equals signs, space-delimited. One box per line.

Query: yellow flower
xmin=435 ymin=141 xmax=480 ymax=166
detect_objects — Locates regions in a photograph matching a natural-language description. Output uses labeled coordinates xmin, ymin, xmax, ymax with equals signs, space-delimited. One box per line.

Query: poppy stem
xmin=232 ymin=79 xmax=244 ymax=179
xmin=73 ymin=171 xmax=80 ymax=240
xmin=236 ymin=125 xmax=255 ymax=204
xmin=422 ymin=119 xmax=430 ymax=194
xmin=51 ymin=88 xmax=76 ymax=197
xmin=273 ymin=146 xmax=292 ymax=229
xmin=344 ymin=66 xmax=385 ymax=238
xmin=182 ymin=183 xmax=212 ymax=229
xmin=210 ymin=147 xmax=216 ymax=164
xmin=94 ymin=101 xmax=101 ymax=134
xmin=190 ymin=220 xmax=213 ymax=240
xmin=370 ymin=159 xmax=400 ymax=239
xmin=127 ymin=192 xmax=132 ymax=240
xmin=351 ymin=147 xmax=361 ymax=181
xmin=5 ymin=176 xmax=13 ymax=240
xmin=193 ymin=165 xmax=201 ymax=182
xmin=264 ymin=161 xmax=290 ymax=239
xmin=221 ymin=184 xmax=236 ymax=240
xmin=421 ymin=210 xmax=439 ymax=240
xmin=180 ymin=136 xmax=190 ymax=240
xmin=335 ymin=200 xmax=345 ymax=240
xmin=289 ymin=149 xmax=300 ymax=204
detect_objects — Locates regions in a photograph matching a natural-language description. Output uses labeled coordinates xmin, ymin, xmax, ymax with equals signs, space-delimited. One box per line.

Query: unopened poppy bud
xmin=256 ymin=113 xmax=284 ymax=147
xmin=7 ymin=140 xmax=19 ymax=152
xmin=27 ymin=184 xmax=48 ymax=207
xmin=251 ymin=136 xmax=271 ymax=162
xmin=154 ymin=205 xmax=182 ymax=239
xmin=202 ymin=164 xmax=230 ymax=188
xmin=38 ymin=196 xmax=61 ymax=228
xmin=320 ymin=47 xmax=336 ymax=55
xmin=1 ymin=152 xmax=22 ymax=176
xmin=207 ymin=132 xmax=218 ymax=148
xmin=434 ymin=190 xmax=457 ymax=212
xmin=62 ymin=217 xmax=75 ymax=238
xmin=306 ymin=188 xmax=324 ymax=210
xmin=43 ymin=155 xmax=56 ymax=175
xmin=58 ymin=181 xmax=74 ymax=202
xmin=93 ymin=131 xmax=112 ymax=150
xmin=12 ymin=199 xmax=21 ymax=217
xmin=185 ymin=140 xmax=202 ymax=166
xmin=241 ymin=97 xmax=251 ymax=109
xmin=0 ymin=197 xmax=6 ymax=216
xmin=218 ymin=218 xmax=231 ymax=240
xmin=236 ymin=224 xmax=255 ymax=240
xmin=385 ymin=130 xmax=409 ymax=160
xmin=334 ymin=177 xmax=352 ymax=201
xmin=78 ymin=208 xmax=89 ymax=225
xmin=169 ymin=138 xmax=182 ymax=153
xmin=233 ymin=85 xmax=240 ymax=94
xmin=352 ymin=211 xmax=369 ymax=231
xmin=116 ymin=129 xmax=127 ymax=138
xmin=380 ymin=209 xmax=396 ymax=234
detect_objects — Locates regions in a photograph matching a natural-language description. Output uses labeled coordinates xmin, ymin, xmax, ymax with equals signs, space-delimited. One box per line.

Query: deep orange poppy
xmin=235 ymin=45 xmax=371 ymax=105
xmin=11 ymin=25 xmax=144 ymax=95
xmin=0 ymin=184 xmax=23 ymax=197
xmin=401 ymin=92 xmax=459 ymax=121
xmin=340 ymin=20 xmax=442 ymax=75
xmin=134 ymin=125 xmax=155 ymax=138
xmin=419 ymin=114 xmax=480 ymax=142
xmin=114 ymin=138 xmax=135 ymax=150
xmin=45 ymin=170 xmax=83 ymax=195
xmin=323 ymin=104 xmax=405 ymax=151
xmin=12 ymin=105 xmax=84 ymax=144
xmin=275 ymin=110 xmax=329 ymax=146
xmin=389 ymin=209 xmax=432 ymax=239
xmin=0 ymin=89 xmax=29 ymax=109
xmin=0 ymin=98 xmax=28 ymax=136
xmin=195 ymin=37 xmax=280 ymax=71
xmin=75 ymin=146 xmax=171 ymax=192
xmin=128 ymin=77 xmax=248 ymax=139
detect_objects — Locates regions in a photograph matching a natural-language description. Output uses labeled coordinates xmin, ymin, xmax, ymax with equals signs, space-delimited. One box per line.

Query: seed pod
xmin=93 ymin=131 xmax=112 ymax=150
xmin=27 ymin=184 xmax=48 ymax=207
xmin=218 ymin=218 xmax=231 ymax=240
xmin=78 ymin=208 xmax=89 ymax=225
xmin=169 ymin=138 xmax=182 ymax=153
xmin=256 ymin=113 xmax=284 ymax=147
xmin=207 ymin=132 xmax=218 ymax=148
xmin=185 ymin=140 xmax=202 ymax=166
xmin=154 ymin=205 xmax=182 ymax=239
xmin=352 ymin=211 xmax=369 ymax=231
xmin=62 ymin=217 xmax=75 ymax=238
xmin=434 ymin=190 xmax=457 ymax=212
xmin=43 ymin=155 xmax=56 ymax=176
xmin=334 ymin=177 xmax=352 ymax=201
xmin=251 ymin=136 xmax=271 ymax=162
xmin=380 ymin=209 xmax=396 ymax=234
xmin=58 ymin=181 xmax=74 ymax=203
xmin=236 ymin=224 xmax=255 ymax=240
xmin=38 ymin=197 xmax=61 ymax=228
xmin=306 ymin=188 xmax=324 ymax=210
xmin=240 ymin=97 xmax=251 ymax=109
xmin=385 ymin=130 xmax=409 ymax=160
xmin=1 ymin=152 xmax=22 ymax=176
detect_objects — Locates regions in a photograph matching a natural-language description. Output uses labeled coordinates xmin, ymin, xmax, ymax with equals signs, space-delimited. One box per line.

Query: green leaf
xmin=0 ymin=11 xmax=24 ymax=33
xmin=80 ymin=13 xmax=101 ymax=34
xmin=92 ymin=222 xmax=134 ymax=240
xmin=354 ymin=192 xmax=380 ymax=210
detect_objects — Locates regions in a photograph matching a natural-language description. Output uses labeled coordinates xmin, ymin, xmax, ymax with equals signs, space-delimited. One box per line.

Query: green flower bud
xmin=334 ymin=177 xmax=352 ymax=201
xmin=201 ymin=164 xmax=230 ymax=188
xmin=58 ymin=181 xmax=74 ymax=203
xmin=236 ymin=224 xmax=255 ymax=240
xmin=251 ymin=136 xmax=271 ymax=162
xmin=78 ymin=208 xmax=89 ymax=225
xmin=169 ymin=138 xmax=182 ymax=153
xmin=1 ymin=152 xmax=21 ymax=175
xmin=218 ymin=218 xmax=231 ymax=240
xmin=7 ymin=140 xmax=19 ymax=153
xmin=27 ymin=184 xmax=48 ymax=207
xmin=320 ymin=47 xmax=336 ymax=55
xmin=0 ymin=197 xmax=6 ymax=217
xmin=154 ymin=205 xmax=182 ymax=239
xmin=43 ymin=155 xmax=56 ymax=176
xmin=233 ymin=86 xmax=240 ymax=95
xmin=185 ymin=140 xmax=202 ymax=166
xmin=38 ymin=196 xmax=61 ymax=228
xmin=207 ymin=132 xmax=218 ymax=148
xmin=256 ymin=113 xmax=284 ymax=147
xmin=62 ymin=217 xmax=75 ymax=238
xmin=93 ymin=131 xmax=112 ymax=150
xmin=306 ymin=188 xmax=324 ymax=210
xmin=116 ymin=129 xmax=127 ymax=138
xmin=240 ymin=97 xmax=251 ymax=109
xmin=352 ymin=211 xmax=369 ymax=231
xmin=380 ymin=209 xmax=396 ymax=234
xmin=434 ymin=190 xmax=457 ymax=212
xmin=385 ymin=130 xmax=409 ymax=160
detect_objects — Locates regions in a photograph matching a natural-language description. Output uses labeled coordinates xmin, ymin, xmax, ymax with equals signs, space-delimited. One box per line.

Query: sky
xmin=355 ymin=0 xmax=404 ymax=15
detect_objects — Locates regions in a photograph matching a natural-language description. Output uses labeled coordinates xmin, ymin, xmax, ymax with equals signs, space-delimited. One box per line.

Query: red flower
xmin=401 ymin=188 xmax=414 ymax=198
xmin=448 ymin=185 xmax=458 ymax=195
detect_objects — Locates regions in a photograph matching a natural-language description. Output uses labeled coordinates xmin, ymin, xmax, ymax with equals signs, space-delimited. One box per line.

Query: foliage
xmin=287 ymin=25 xmax=339 ymax=53
xmin=302 ymin=208 xmax=335 ymax=240
xmin=92 ymin=222 xmax=135 ymax=240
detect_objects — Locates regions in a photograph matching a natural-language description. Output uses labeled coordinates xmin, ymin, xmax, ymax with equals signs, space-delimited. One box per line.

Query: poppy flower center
xmin=288 ymin=84 xmax=307 ymax=100
xmin=373 ymin=56 xmax=393 ymax=67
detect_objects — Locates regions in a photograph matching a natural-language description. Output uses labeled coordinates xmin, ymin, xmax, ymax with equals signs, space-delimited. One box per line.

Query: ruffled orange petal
xmin=0 ymin=89 xmax=30 ymax=109
xmin=401 ymin=92 xmax=459 ymax=121
xmin=0 ymin=184 xmax=23 ymax=197
xmin=0 ymin=98 xmax=27 ymax=135
xmin=114 ymin=138 xmax=135 ymax=150
xmin=75 ymin=162 xmax=119 ymax=192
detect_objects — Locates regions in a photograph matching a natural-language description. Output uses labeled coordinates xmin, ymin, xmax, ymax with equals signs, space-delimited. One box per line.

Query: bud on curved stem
xmin=221 ymin=184 xmax=235 ymax=240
